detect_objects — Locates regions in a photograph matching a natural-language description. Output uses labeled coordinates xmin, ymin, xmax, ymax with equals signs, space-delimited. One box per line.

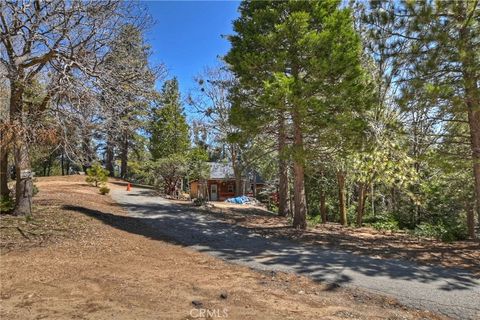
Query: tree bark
xmin=337 ymin=170 xmax=347 ymax=226
xmin=467 ymin=109 xmax=480 ymax=238
xmin=0 ymin=144 xmax=9 ymax=198
xmin=291 ymin=109 xmax=307 ymax=229
xmin=252 ymin=170 xmax=257 ymax=198
xmin=459 ymin=18 xmax=479 ymax=238
xmin=120 ymin=133 xmax=128 ymax=179
xmin=289 ymin=184 xmax=294 ymax=218
xmin=319 ymin=182 xmax=327 ymax=224
xmin=1 ymin=87 xmax=10 ymax=198
xmin=47 ymin=156 xmax=52 ymax=176
xmin=10 ymin=79 xmax=33 ymax=216
xmin=230 ymin=145 xmax=243 ymax=197
xmin=356 ymin=182 xmax=368 ymax=227
xmin=82 ymin=132 xmax=94 ymax=172
xmin=65 ymin=157 xmax=70 ymax=175
xmin=13 ymin=142 xmax=33 ymax=216
xmin=467 ymin=200 xmax=475 ymax=240
xmin=278 ymin=111 xmax=289 ymax=217
xmin=292 ymin=160 xmax=307 ymax=229
xmin=61 ymin=152 xmax=65 ymax=176
xmin=105 ymin=137 xmax=115 ymax=177
xmin=234 ymin=169 xmax=242 ymax=197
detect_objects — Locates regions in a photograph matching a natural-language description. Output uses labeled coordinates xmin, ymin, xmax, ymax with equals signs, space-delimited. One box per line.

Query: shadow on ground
xmin=63 ymin=201 xmax=478 ymax=293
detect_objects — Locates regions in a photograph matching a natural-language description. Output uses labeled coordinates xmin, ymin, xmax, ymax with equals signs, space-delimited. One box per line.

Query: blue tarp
xmin=225 ymin=195 xmax=251 ymax=204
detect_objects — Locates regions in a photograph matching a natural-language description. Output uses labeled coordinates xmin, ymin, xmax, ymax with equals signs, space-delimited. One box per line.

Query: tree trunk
xmin=10 ymin=79 xmax=33 ymax=216
xmin=61 ymin=152 xmax=65 ymax=176
xmin=65 ymin=158 xmax=70 ymax=175
xmin=278 ymin=161 xmax=289 ymax=216
xmin=0 ymin=144 xmax=9 ymax=198
xmin=82 ymin=133 xmax=94 ymax=172
xmin=289 ymin=184 xmax=294 ymax=218
xmin=467 ymin=109 xmax=480 ymax=238
xmin=13 ymin=142 xmax=33 ymax=216
xmin=120 ymin=133 xmax=128 ymax=179
xmin=371 ymin=183 xmax=375 ymax=218
xmin=356 ymin=182 xmax=368 ymax=227
xmin=467 ymin=200 xmax=475 ymax=240
xmin=292 ymin=160 xmax=307 ymax=229
xmin=105 ymin=140 xmax=115 ymax=177
xmin=47 ymin=156 xmax=52 ymax=176
xmin=460 ymin=21 xmax=479 ymax=238
xmin=319 ymin=182 xmax=327 ymax=224
xmin=252 ymin=170 xmax=257 ymax=198
xmin=337 ymin=170 xmax=347 ymax=226
xmin=291 ymin=109 xmax=307 ymax=229
xmin=278 ymin=111 xmax=289 ymax=216
xmin=234 ymin=170 xmax=242 ymax=196
xmin=231 ymin=145 xmax=243 ymax=197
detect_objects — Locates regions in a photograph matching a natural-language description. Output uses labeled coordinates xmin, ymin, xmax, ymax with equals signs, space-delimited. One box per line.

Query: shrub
xmin=267 ymin=203 xmax=278 ymax=214
xmin=372 ymin=220 xmax=399 ymax=232
xmin=193 ymin=197 xmax=207 ymax=206
xmin=347 ymin=206 xmax=357 ymax=227
xmin=307 ymin=214 xmax=323 ymax=227
xmin=99 ymin=185 xmax=110 ymax=195
xmin=412 ymin=222 xmax=467 ymax=242
xmin=412 ymin=223 xmax=445 ymax=240
xmin=86 ymin=163 xmax=109 ymax=187
xmin=32 ymin=184 xmax=39 ymax=196
xmin=0 ymin=195 xmax=14 ymax=213
xmin=364 ymin=213 xmax=400 ymax=232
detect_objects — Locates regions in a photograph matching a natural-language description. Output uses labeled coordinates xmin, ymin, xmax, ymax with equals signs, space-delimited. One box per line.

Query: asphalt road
xmin=111 ymin=188 xmax=480 ymax=319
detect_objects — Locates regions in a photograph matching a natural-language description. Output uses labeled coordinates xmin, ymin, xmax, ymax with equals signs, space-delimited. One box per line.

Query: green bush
xmin=32 ymin=184 xmax=39 ymax=196
xmin=307 ymin=214 xmax=323 ymax=227
xmin=412 ymin=222 xmax=467 ymax=242
xmin=366 ymin=214 xmax=400 ymax=232
xmin=193 ymin=197 xmax=207 ymax=206
xmin=372 ymin=220 xmax=399 ymax=232
xmin=346 ymin=206 xmax=357 ymax=227
xmin=412 ymin=223 xmax=445 ymax=240
xmin=99 ymin=185 xmax=110 ymax=195
xmin=267 ymin=203 xmax=278 ymax=214
xmin=86 ymin=163 xmax=109 ymax=187
xmin=0 ymin=195 xmax=14 ymax=213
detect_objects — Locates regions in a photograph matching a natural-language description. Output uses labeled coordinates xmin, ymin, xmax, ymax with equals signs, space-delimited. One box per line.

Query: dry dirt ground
xmin=189 ymin=201 xmax=480 ymax=276
xmin=1 ymin=176 xmax=446 ymax=320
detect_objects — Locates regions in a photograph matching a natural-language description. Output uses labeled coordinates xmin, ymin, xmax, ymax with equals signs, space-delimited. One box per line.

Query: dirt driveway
xmin=1 ymin=176 xmax=446 ymax=319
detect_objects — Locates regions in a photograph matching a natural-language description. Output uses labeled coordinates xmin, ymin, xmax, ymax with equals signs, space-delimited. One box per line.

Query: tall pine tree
xmin=364 ymin=0 xmax=479 ymax=238
xmin=149 ymin=78 xmax=190 ymax=160
xmin=226 ymin=0 xmax=366 ymax=228
xmin=102 ymin=24 xmax=157 ymax=178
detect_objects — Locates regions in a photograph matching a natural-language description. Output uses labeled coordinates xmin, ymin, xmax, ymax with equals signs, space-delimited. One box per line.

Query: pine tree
xmin=226 ymin=0 xmax=366 ymax=229
xmin=364 ymin=0 xmax=479 ymax=238
xmin=101 ymin=24 xmax=157 ymax=178
xmin=149 ymin=78 xmax=190 ymax=160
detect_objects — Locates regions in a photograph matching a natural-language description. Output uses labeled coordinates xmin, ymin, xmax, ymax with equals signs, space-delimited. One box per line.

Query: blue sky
xmin=144 ymin=1 xmax=240 ymax=96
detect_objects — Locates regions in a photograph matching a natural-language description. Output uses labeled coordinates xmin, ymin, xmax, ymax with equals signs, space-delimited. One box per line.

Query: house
xmin=189 ymin=162 xmax=264 ymax=201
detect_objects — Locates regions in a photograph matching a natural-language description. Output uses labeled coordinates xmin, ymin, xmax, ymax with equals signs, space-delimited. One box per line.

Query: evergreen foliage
xmin=149 ymin=78 xmax=190 ymax=160
xmin=86 ymin=163 xmax=109 ymax=187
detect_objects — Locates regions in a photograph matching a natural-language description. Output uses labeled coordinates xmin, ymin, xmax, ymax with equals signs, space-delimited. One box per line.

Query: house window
xmin=228 ymin=184 xmax=234 ymax=193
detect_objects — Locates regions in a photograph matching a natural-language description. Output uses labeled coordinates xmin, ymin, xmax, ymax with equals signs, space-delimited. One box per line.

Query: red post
xmin=127 ymin=183 xmax=131 ymax=191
